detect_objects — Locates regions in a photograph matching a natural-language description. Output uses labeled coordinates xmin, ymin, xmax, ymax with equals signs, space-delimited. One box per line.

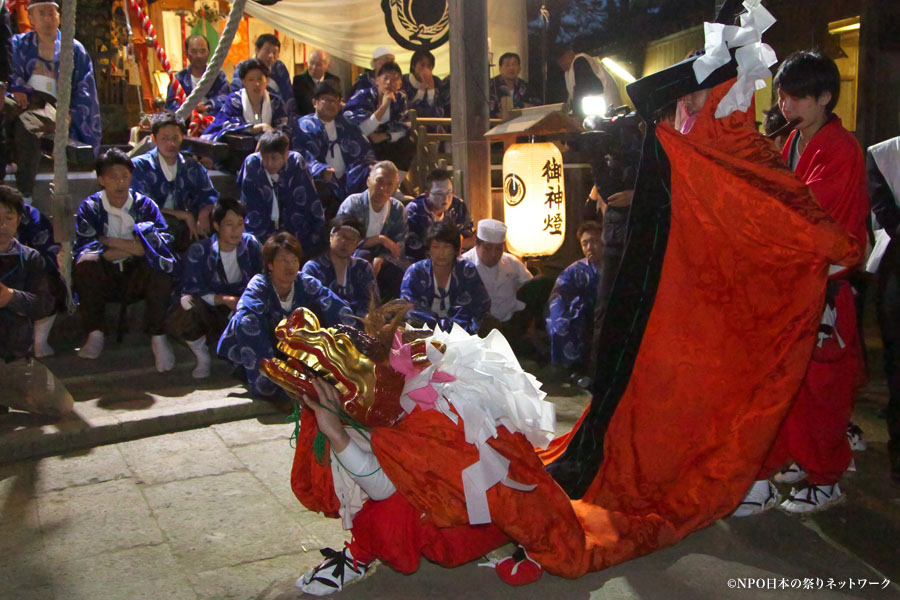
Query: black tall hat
xmin=626 ymin=51 xmax=739 ymax=121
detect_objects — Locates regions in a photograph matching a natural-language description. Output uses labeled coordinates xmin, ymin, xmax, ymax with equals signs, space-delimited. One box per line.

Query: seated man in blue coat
xmin=343 ymin=61 xmax=415 ymax=181
xmin=293 ymin=82 xmax=375 ymax=220
xmin=217 ymin=232 xmax=354 ymax=401
xmin=546 ymin=220 xmax=602 ymax=375
xmin=15 ymin=194 xmax=65 ymax=358
xmin=202 ymin=59 xmax=289 ymax=143
xmin=131 ymin=112 xmax=219 ymax=252
xmin=165 ymin=34 xmax=229 ymax=114
xmin=0 ymin=185 xmax=54 ymax=364
xmin=72 ymin=149 xmax=176 ymax=371
xmin=302 ymin=214 xmax=379 ymax=319
xmin=405 ymin=168 xmax=474 ymax=263
xmin=167 ymin=197 xmax=264 ymax=379
xmin=401 ymin=221 xmax=490 ymax=335
xmin=337 ymin=160 xmax=408 ymax=300
xmin=237 ymin=130 xmax=325 ymax=255
xmin=231 ymin=33 xmax=295 ymax=118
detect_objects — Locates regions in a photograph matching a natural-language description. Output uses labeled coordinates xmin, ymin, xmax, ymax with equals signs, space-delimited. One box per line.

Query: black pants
xmin=876 ymin=241 xmax=900 ymax=465
xmin=372 ymin=135 xmax=416 ymax=172
xmin=356 ymin=248 xmax=405 ymax=302
xmin=74 ymin=258 xmax=173 ymax=336
xmin=166 ymin=298 xmax=231 ymax=342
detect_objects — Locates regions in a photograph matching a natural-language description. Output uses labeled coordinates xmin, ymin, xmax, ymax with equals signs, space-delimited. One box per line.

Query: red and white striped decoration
xmin=128 ymin=0 xmax=186 ymax=104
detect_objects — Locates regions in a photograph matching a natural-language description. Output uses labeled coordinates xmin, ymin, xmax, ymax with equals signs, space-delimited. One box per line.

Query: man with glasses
xmin=293 ymin=82 xmax=375 ymax=220
xmin=405 ymin=168 xmax=473 ymax=263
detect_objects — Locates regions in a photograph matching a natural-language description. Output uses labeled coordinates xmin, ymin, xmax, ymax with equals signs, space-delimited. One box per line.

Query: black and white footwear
xmin=773 ymin=463 xmax=807 ymax=484
xmin=296 ymin=547 xmax=369 ymax=596
xmin=732 ymin=480 xmax=780 ymax=517
xmin=847 ymin=424 xmax=867 ymax=451
xmin=780 ymin=483 xmax=845 ymax=515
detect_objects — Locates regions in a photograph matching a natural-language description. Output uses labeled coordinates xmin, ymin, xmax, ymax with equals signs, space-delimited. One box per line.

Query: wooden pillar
xmin=857 ymin=0 xmax=900 ymax=148
xmin=449 ymin=0 xmax=492 ymax=223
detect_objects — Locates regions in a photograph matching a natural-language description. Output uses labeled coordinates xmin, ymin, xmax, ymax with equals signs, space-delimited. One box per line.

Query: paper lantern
xmin=502 ymin=142 xmax=566 ymax=257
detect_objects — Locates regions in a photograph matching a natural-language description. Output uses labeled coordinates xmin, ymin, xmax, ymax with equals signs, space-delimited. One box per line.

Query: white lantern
xmin=502 ymin=142 xmax=566 ymax=257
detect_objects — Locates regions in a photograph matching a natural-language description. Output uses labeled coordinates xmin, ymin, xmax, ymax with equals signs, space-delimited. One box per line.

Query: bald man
xmin=293 ymin=49 xmax=342 ymax=117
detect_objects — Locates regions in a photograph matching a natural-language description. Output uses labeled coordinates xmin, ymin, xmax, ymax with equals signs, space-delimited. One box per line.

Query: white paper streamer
xmin=692 ymin=0 xmax=778 ymax=118
xmin=403 ymin=324 xmax=555 ymax=525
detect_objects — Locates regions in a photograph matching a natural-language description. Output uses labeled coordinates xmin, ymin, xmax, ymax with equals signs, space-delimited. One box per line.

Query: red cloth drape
xmin=295 ymin=81 xmax=861 ymax=577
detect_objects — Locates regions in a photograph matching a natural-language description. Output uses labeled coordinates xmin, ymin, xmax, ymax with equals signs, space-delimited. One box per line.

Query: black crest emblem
xmin=253 ymin=0 xmax=284 ymax=5
xmin=504 ymin=174 xmax=527 ymax=207
xmin=381 ymin=0 xmax=450 ymax=51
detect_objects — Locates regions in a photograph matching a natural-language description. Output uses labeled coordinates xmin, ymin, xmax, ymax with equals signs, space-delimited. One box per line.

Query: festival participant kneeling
xmin=405 ymin=168 xmax=474 ymax=264
xmin=167 ymin=198 xmax=263 ymax=378
xmin=202 ymin=58 xmax=289 ymax=142
xmin=545 ymin=221 xmax=602 ymax=378
xmin=0 ymin=185 xmax=54 ymax=363
xmin=73 ymin=149 xmax=176 ymax=370
xmin=301 ymin=215 xmax=379 ymax=319
xmin=237 ymin=130 xmax=325 ymax=254
xmin=337 ymin=160 xmax=408 ymax=300
xmin=131 ymin=112 xmax=218 ymax=253
xmin=401 ymin=222 xmax=490 ymax=335
xmin=217 ymin=232 xmax=354 ymax=400
xmin=293 ymin=82 xmax=376 ymax=220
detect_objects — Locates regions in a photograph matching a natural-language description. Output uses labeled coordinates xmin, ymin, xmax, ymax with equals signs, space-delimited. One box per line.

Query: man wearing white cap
xmin=351 ymin=46 xmax=396 ymax=95
xmin=462 ymin=219 xmax=534 ymax=341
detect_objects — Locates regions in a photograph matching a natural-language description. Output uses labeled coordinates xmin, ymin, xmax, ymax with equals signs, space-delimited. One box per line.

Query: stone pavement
xmin=2 ymin=384 xmax=899 ymax=599
xmin=1 ymin=316 xmax=899 ymax=599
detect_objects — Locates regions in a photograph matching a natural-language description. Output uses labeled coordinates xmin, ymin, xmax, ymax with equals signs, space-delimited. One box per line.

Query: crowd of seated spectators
xmin=0 ymin=14 xmax=584 ymax=413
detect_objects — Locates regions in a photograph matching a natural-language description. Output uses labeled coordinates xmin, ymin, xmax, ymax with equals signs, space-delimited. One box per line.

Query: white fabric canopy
xmin=244 ymin=0 xmax=525 ymax=78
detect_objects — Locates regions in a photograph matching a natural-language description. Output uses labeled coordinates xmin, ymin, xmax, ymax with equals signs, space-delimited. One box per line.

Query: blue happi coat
xmin=181 ymin=232 xmax=263 ymax=298
xmin=546 ymin=258 xmax=601 ymax=367
xmin=73 ymin=192 xmax=176 ymax=274
xmin=337 ymin=191 xmax=408 ymax=260
xmin=231 ymin=59 xmax=293 ymax=112
xmin=131 ymin=148 xmax=219 ymax=216
xmin=216 ymin=272 xmax=354 ymax=398
xmin=401 ymin=73 xmax=448 ymax=118
xmin=404 ymin=194 xmax=474 ymax=263
xmin=17 ymin=204 xmax=60 ymax=273
xmin=350 ymin=71 xmax=376 ymax=96
xmin=292 ymin=113 xmax=375 ymax=199
xmin=0 ymin=239 xmax=53 ymax=359
xmin=401 ymin=258 xmax=490 ymax=334
xmin=201 ymin=90 xmax=289 ymax=141
xmin=9 ymin=31 xmax=101 ymax=153
xmin=165 ymin=68 xmax=230 ymax=112
xmin=488 ymin=75 xmax=541 ymax=118
xmin=301 ymin=253 xmax=378 ymax=318
xmin=343 ymin=87 xmax=411 ymax=141
xmin=236 ymin=150 xmax=324 ymax=253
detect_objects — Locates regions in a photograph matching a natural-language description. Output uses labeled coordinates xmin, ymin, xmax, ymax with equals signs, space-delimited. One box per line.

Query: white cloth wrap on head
xmin=400 ymin=324 xmax=557 ymax=525
xmin=692 ymin=0 xmax=778 ymax=118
